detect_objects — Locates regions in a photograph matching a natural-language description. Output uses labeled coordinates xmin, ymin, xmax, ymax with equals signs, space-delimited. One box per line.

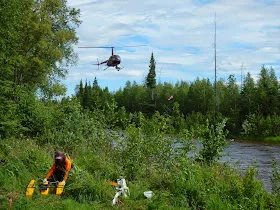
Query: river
xmin=115 ymin=130 xmax=280 ymax=192
xmin=219 ymin=139 xmax=280 ymax=193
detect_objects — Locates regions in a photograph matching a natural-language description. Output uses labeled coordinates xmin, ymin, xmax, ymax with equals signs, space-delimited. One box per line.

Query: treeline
xmin=76 ymin=64 xmax=280 ymax=139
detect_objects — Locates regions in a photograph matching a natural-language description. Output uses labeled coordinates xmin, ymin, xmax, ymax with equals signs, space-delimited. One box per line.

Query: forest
xmin=0 ymin=0 xmax=280 ymax=209
xmin=76 ymin=60 xmax=280 ymax=140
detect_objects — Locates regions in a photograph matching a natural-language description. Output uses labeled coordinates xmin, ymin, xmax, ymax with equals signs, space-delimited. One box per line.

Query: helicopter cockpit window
xmin=112 ymin=55 xmax=121 ymax=60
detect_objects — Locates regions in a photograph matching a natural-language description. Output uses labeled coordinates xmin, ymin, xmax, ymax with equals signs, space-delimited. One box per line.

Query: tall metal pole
xmin=214 ymin=13 xmax=218 ymax=114
xmin=241 ymin=62 xmax=244 ymax=91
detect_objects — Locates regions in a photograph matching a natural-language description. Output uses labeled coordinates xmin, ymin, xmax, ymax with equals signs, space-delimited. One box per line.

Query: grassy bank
xmin=1 ymin=136 xmax=279 ymax=210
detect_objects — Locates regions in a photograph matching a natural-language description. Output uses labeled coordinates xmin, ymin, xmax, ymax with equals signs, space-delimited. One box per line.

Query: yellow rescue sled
xmin=26 ymin=179 xmax=65 ymax=198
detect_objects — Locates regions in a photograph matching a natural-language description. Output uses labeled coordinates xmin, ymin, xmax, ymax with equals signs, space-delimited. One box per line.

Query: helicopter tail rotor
xmin=92 ymin=58 xmax=100 ymax=70
xmin=97 ymin=58 xmax=99 ymax=70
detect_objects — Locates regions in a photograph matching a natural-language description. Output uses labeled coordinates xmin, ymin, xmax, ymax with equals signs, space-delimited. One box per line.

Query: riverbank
xmin=221 ymin=139 xmax=280 ymax=193
xmin=1 ymin=137 xmax=280 ymax=209
xmin=228 ymin=136 xmax=280 ymax=143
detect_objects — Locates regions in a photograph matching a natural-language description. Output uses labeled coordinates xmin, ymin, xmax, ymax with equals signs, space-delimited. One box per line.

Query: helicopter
xmin=78 ymin=45 xmax=145 ymax=71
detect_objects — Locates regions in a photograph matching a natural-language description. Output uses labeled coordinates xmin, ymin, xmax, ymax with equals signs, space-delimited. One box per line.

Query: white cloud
xmin=64 ymin=0 xmax=280 ymax=95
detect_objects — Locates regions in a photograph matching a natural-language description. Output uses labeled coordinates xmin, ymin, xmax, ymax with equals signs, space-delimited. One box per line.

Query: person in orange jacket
xmin=43 ymin=151 xmax=72 ymax=185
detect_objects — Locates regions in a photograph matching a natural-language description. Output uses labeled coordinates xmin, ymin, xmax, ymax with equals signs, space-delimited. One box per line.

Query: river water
xmin=115 ymin=131 xmax=280 ymax=192
xmin=219 ymin=140 xmax=280 ymax=193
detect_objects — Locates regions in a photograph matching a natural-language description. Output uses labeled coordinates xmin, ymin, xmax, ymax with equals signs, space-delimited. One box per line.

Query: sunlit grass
xmin=1 ymin=131 xmax=280 ymax=209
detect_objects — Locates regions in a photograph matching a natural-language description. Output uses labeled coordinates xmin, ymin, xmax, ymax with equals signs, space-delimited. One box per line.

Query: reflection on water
xmin=220 ymin=140 xmax=280 ymax=192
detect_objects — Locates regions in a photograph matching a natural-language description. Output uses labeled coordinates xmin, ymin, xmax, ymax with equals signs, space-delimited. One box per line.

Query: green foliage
xmin=240 ymin=166 xmax=273 ymax=210
xmin=270 ymin=159 xmax=280 ymax=196
xmin=0 ymin=0 xmax=81 ymax=137
xmin=16 ymin=89 xmax=54 ymax=137
xmin=115 ymin=106 xmax=133 ymax=129
xmin=169 ymin=102 xmax=186 ymax=132
xmin=185 ymin=111 xmax=207 ymax=131
xmin=116 ymin=112 xmax=174 ymax=180
xmin=112 ymin=65 xmax=280 ymax=139
xmin=1 ymin=117 xmax=280 ymax=209
xmin=38 ymin=80 xmax=67 ymax=100
xmin=241 ymin=113 xmax=280 ymax=138
xmin=65 ymin=173 xmax=111 ymax=204
xmin=242 ymin=166 xmax=263 ymax=198
xmin=0 ymin=138 xmax=51 ymax=210
xmin=146 ymin=52 xmax=156 ymax=90
xmin=186 ymin=78 xmax=215 ymax=115
xmin=102 ymin=98 xmax=119 ymax=129
xmin=42 ymin=98 xmax=108 ymax=151
xmin=75 ymin=78 xmax=115 ymax=112
xmin=169 ymin=159 xmax=277 ymax=210
xmin=256 ymin=66 xmax=279 ymax=116
xmin=220 ymin=75 xmax=239 ymax=115
xmin=0 ymin=0 xmax=80 ymax=94
xmin=240 ymin=72 xmax=256 ymax=117
xmin=198 ymin=119 xmax=228 ymax=163
xmin=0 ymin=101 xmax=20 ymax=138
xmin=174 ymin=80 xmax=190 ymax=116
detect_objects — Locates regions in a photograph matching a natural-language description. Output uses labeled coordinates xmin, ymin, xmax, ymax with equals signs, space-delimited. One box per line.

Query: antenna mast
xmin=241 ymin=62 xmax=244 ymax=90
xmin=214 ymin=13 xmax=218 ymax=113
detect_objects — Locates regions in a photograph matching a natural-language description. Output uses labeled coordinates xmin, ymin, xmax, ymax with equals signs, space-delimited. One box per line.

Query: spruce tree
xmin=146 ymin=52 xmax=156 ymax=100
xmin=240 ymin=72 xmax=256 ymax=117
xmin=256 ymin=66 xmax=279 ymax=116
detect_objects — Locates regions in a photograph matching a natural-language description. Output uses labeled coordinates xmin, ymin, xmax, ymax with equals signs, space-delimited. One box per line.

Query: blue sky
xmin=63 ymin=0 xmax=280 ymax=96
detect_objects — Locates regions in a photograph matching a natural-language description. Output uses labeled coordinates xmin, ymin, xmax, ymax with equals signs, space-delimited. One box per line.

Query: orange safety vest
xmin=45 ymin=156 xmax=72 ymax=181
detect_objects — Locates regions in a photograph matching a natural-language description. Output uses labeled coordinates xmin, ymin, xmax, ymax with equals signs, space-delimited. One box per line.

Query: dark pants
xmin=50 ymin=168 xmax=65 ymax=182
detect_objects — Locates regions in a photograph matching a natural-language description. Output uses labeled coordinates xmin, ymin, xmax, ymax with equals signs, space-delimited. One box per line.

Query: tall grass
xmin=0 ymin=112 xmax=279 ymax=209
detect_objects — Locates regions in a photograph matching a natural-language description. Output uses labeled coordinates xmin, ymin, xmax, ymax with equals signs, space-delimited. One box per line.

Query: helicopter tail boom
xmin=93 ymin=58 xmax=108 ymax=70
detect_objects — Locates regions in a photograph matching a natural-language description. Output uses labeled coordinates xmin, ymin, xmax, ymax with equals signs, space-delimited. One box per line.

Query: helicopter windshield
xmin=112 ymin=55 xmax=121 ymax=61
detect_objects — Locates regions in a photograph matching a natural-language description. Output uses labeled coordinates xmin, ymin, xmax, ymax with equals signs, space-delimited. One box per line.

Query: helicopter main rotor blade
xmin=119 ymin=45 xmax=147 ymax=47
xmin=78 ymin=46 xmax=115 ymax=48
xmin=78 ymin=45 xmax=146 ymax=49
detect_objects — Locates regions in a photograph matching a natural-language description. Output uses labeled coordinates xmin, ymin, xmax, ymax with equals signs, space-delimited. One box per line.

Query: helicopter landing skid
xmin=115 ymin=66 xmax=123 ymax=71
xmin=101 ymin=66 xmax=123 ymax=71
xmin=103 ymin=66 xmax=110 ymax=71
